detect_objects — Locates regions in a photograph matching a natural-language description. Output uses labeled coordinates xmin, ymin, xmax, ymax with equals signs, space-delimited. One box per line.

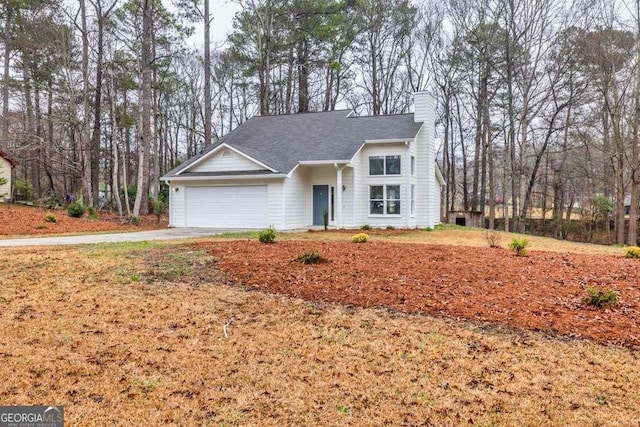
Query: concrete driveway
xmin=0 ymin=228 xmax=237 ymax=247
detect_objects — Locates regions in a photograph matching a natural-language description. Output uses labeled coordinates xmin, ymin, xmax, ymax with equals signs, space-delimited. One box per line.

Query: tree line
xmin=2 ymin=0 xmax=640 ymax=244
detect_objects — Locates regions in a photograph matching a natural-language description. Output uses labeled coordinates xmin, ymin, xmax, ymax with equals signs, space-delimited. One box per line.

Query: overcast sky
xmin=167 ymin=0 xmax=241 ymax=50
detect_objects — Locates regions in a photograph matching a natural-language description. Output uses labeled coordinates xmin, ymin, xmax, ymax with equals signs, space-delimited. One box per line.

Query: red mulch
xmin=0 ymin=203 xmax=167 ymax=236
xmin=196 ymin=240 xmax=640 ymax=348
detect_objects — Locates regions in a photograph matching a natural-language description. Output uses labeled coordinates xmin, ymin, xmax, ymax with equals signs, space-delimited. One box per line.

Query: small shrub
xmin=386 ymin=225 xmax=395 ymax=230
xmin=585 ymin=286 xmax=619 ymax=308
xmin=131 ymin=216 xmax=143 ymax=226
xmin=298 ymin=251 xmax=323 ymax=264
xmin=87 ymin=206 xmax=98 ymax=220
xmin=485 ymin=230 xmax=501 ymax=248
xmin=434 ymin=224 xmax=445 ymax=231
xmin=351 ymin=233 xmax=369 ymax=243
xmin=508 ymin=237 xmax=529 ymax=256
xmin=360 ymin=224 xmax=371 ymax=230
xmin=624 ymin=246 xmax=640 ymax=258
xmin=151 ymin=198 xmax=168 ymax=224
xmin=424 ymin=227 xmax=433 ymax=232
xmin=66 ymin=202 xmax=86 ymax=218
xmin=323 ymin=208 xmax=329 ymax=231
xmin=45 ymin=213 xmax=58 ymax=223
xmin=258 ymin=226 xmax=276 ymax=243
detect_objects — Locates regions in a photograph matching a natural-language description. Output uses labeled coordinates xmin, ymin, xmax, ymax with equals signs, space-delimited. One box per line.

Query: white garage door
xmin=185 ymin=185 xmax=268 ymax=228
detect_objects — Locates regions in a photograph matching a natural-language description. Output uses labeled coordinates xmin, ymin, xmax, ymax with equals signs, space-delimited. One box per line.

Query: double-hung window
xmin=369 ymin=155 xmax=401 ymax=175
xmin=370 ymin=185 xmax=401 ymax=215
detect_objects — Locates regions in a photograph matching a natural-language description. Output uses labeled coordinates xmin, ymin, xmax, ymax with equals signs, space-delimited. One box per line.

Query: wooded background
xmin=2 ymin=0 xmax=640 ymax=244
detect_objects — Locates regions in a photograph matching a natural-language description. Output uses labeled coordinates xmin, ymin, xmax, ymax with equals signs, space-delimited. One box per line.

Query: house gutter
xmin=160 ymin=173 xmax=287 ymax=182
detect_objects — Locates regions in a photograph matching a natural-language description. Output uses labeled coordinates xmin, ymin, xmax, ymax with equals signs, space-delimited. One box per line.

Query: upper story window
xmin=369 ymin=155 xmax=401 ymax=175
xmin=222 ymin=150 xmax=233 ymax=158
xmin=411 ymin=156 xmax=415 ymax=175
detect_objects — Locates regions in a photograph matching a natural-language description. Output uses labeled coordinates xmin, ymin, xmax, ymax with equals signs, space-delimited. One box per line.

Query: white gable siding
xmin=0 ymin=157 xmax=11 ymax=201
xmin=189 ymin=149 xmax=265 ymax=173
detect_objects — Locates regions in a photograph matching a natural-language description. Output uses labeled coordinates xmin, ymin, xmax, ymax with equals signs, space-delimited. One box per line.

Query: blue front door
xmin=313 ymin=185 xmax=329 ymax=226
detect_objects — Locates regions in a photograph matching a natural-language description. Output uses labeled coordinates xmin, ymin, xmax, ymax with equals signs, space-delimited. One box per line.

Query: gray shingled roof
xmin=163 ymin=110 xmax=422 ymax=177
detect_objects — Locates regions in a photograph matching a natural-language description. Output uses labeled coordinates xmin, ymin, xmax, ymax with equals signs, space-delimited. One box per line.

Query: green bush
xmin=151 ymin=198 xmax=167 ymax=223
xmin=298 ymin=251 xmax=323 ymax=264
xmin=87 ymin=206 xmax=98 ymax=220
xmin=131 ymin=216 xmax=143 ymax=226
xmin=360 ymin=224 xmax=371 ymax=230
xmin=386 ymin=225 xmax=395 ymax=230
xmin=508 ymin=237 xmax=529 ymax=256
xmin=323 ymin=208 xmax=329 ymax=231
xmin=258 ymin=226 xmax=276 ymax=243
xmin=424 ymin=227 xmax=434 ymax=231
xmin=66 ymin=202 xmax=86 ymax=218
xmin=585 ymin=286 xmax=619 ymax=308
xmin=45 ymin=213 xmax=58 ymax=223
xmin=624 ymin=246 xmax=640 ymax=258
xmin=351 ymin=233 xmax=369 ymax=243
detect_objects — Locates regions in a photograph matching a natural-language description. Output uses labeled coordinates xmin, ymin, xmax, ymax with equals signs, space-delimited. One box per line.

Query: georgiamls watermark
xmin=0 ymin=406 xmax=64 ymax=427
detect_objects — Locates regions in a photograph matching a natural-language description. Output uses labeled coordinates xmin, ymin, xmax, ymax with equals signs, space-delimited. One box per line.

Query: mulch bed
xmin=196 ymin=240 xmax=640 ymax=348
xmin=0 ymin=204 xmax=167 ymax=236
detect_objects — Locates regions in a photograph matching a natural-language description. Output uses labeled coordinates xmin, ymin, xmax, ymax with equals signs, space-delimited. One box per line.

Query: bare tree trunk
xmin=108 ymin=70 xmax=123 ymax=218
xmin=133 ymin=0 xmax=153 ymax=216
xmin=79 ymin=0 xmax=92 ymax=205
xmin=2 ymin=8 xmax=11 ymax=149
xmin=203 ymin=0 xmax=212 ymax=145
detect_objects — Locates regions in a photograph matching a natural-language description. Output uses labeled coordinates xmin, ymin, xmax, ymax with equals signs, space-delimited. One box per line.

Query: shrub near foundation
xmin=259 ymin=226 xmax=276 ymax=243
xmin=585 ymin=286 xmax=619 ymax=308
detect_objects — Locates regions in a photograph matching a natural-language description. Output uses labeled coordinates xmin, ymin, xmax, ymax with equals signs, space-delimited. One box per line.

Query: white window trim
xmin=368 ymin=155 xmax=402 ymax=176
xmin=369 ymin=184 xmax=402 ymax=217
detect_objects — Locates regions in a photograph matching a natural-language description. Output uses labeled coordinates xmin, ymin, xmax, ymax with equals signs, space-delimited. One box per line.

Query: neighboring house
xmin=0 ymin=149 xmax=18 ymax=201
xmin=161 ymin=92 xmax=444 ymax=229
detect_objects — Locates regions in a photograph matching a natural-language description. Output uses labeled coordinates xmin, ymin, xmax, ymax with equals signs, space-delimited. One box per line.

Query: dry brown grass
xmin=1 ymin=240 xmax=639 ymax=425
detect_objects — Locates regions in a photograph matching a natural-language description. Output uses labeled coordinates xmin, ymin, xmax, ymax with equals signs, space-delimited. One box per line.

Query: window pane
xmin=411 ymin=156 xmax=415 ymax=175
xmin=370 ymin=201 xmax=384 ymax=214
xmin=370 ymin=185 xmax=384 ymax=214
xmin=370 ymin=185 xmax=384 ymax=200
xmin=387 ymin=201 xmax=401 ymax=215
xmin=386 ymin=155 xmax=401 ymax=175
xmin=369 ymin=156 xmax=384 ymax=175
xmin=387 ymin=185 xmax=400 ymax=200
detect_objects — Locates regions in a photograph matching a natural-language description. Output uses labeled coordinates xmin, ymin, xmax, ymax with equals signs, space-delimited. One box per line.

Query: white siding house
xmin=0 ymin=149 xmax=18 ymax=201
xmin=161 ymin=92 xmax=444 ymax=229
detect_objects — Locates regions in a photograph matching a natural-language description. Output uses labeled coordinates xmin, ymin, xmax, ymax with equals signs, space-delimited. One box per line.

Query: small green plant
xmin=485 ymin=230 xmax=501 ymax=248
xmin=508 ymin=237 xmax=529 ymax=256
xmin=585 ymin=286 xmax=619 ymax=308
xmin=624 ymin=246 xmax=640 ymax=258
xmin=131 ymin=216 xmax=143 ymax=226
xmin=87 ymin=206 xmax=98 ymax=220
xmin=298 ymin=251 xmax=323 ymax=264
xmin=424 ymin=226 xmax=434 ymax=231
xmin=45 ymin=213 xmax=58 ymax=223
xmin=258 ymin=226 xmax=276 ymax=243
xmin=434 ymin=224 xmax=445 ymax=231
xmin=151 ymin=198 xmax=167 ymax=224
xmin=360 ymin=224 xmax=371 ymax=230
xmin=351 ymin=233 xmax=369 ymax=243
xmin=66 ymin=202 xmax=86 ymax=218
xmin=323 ymin=207 xmax=329 ymax=231
xmin=337 ymin=405 xmax=349 ymax=415
xmin=386 ymin=225 xmax=395 ymax=230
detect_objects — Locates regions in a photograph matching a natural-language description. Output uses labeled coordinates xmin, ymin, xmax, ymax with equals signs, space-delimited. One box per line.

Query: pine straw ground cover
xmin=0 ymin=204 xmax=168 ymax=237
xmin=0 ymin=239 xmax=639 ymax=425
